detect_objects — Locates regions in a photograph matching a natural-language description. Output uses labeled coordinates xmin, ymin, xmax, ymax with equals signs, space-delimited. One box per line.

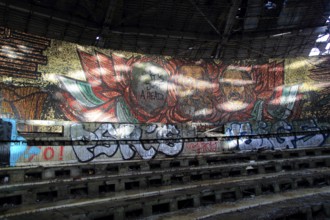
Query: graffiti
xmin=184 ymin=141 xmax=218 ymax=154
xmin=70 ymin=123 xmax=183 ymax=162
xmin=1 ymin=118 xmax=329 ymax=166
xmin=225 ymin=119 xmax=329 ymax=150
xmin=25 ymin=146 xmax=41 ymax=161
xmin=293 ymin=119 xmax=329 ymax=148
xmin=22 ymin=146 xmax=64 ymax=162
xmin=146 ymin=124 xmax=179 ymax=138
xmin=0 ymin=28 xmax=329 ymax=167
xmin=70 ymin=123 xmax=119 ymax=162
xmin=132 ymin=62 xmax=168 ymax=112
xmin=10 ymin=145 xmax=73 ymax=165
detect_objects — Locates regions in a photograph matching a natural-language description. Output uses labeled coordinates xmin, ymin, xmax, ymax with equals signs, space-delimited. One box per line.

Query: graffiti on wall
xmin=225 ymin=119 xmax=330 ymax=151
xmin=0 ymin=118 xmax=328 ymax=166
xmin=0 ymin=28 xmax=330 ymax=166
xmin=184 ymin=141 xmax=219 ymax=155
xmin=70 ymin=123 xmax=183 ymax=162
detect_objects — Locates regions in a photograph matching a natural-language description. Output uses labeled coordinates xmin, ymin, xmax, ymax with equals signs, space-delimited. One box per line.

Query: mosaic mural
xmin=0 ymin=27 xmax=329 ymax=165
xmin=0 ymin=28 xmax=328 ymax=125
xmin=55 ymin=50 xmax=305 ymax=123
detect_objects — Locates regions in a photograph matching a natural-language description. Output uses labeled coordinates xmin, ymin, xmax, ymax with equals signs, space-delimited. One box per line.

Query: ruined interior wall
xmin=0 ymin=27 xmax=329 ymax=166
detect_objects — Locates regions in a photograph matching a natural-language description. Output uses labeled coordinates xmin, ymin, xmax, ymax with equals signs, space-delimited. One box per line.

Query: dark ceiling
xmin=0 ymin=0 xmax=329 ymax=60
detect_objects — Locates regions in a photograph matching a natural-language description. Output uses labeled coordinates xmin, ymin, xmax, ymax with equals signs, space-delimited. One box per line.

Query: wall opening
xmin=152 ymin=203 xmax=170 ymax=214
xmin=298 ymin=163 xmax=310 ymax=169
xmin=306 ymin=151 xmax=315 ymax=156
xmin=94 ymin=214 xmax=114 ymax=220
xmin=125 ymin=181 xmax=140 ymax=190
xmin=70 ymin=187 xmax=88 ymax=197
xmin=148 ymin=178 xmax=162 ymax=187
xmin=0 ymin=195 xmax=22 ymax=206
xmin=191 ymin=174 xmax=202 ymax=181
xmin=171 ymin=175 xmax=184 ymax=184
xmin=189 ymin=159 xmax=199 ymax=166
xmin=229 ymin=169 xmax=241 ymax=177
xmin=322 ymin=149 xmax=330 ymax=155
xmin=0 ymin=174 xmax=9 ymax=184
xmin=55 ymin=170 xmax=70 ymax=178
xmin=261 ymin=184 xmax=275 ymax=194
xmin=257 ymin=155 xmax=267 ymax=160
xmin=210 ymin=171 xmax=222 ymax=179
xmin=125 ymin=209 xmax=143 ymax=219
xmin=265 ymin=166 xmax=276 ymax=173
xmin=25 ymin=172 xmax=42 ymax=181
xmin=297 ymin=179 xmax=310 ymax=188
xmin=247 ymin=168 xmax=258 ymax=175
xmin=149 ymin=163 xmax=161 ymax=170
xmin=282 ymin=165 xmax=292 ymax=171
xmin=36 ymin=191 xmax=57 ymax=202
xmin=170 ymin=161 xmax=181 ymax=168
xmin=106 ymin=165 xmax=119 ymax=173
xmin=290 ymin=152 xmax=299 ymax=157
xmin=274 ymin=154 xmax=283 ymax=159
xmin=99 ymin=184 xmax=115 ymax=193
xmin=315 ymin=161 xmax=326 ymax=167
xmin=206 ymin=158 xmax=221 ymax=165
xmin=280 ymin=182 xmax=292 ymax=191
xmin=200 ymin=194 xmax=216 ymax=206
xmin=314 ymin=177 xmax=327 ymax=186
xmin=128 ymin=164 xmax=141 ymax=171
xmin=222 ymin=191 xmax=236 ymax=202
xmin=242 ymin=188 xmax=256 ymax=198
xmin=82 ymin=168 xmax=95 ymax=176
xmin=177 ymin=198 xmax=194 ymax=209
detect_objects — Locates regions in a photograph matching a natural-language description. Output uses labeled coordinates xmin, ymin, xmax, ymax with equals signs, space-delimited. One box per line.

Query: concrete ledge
xmin=1 ymin=167 xmax=330 ymax=219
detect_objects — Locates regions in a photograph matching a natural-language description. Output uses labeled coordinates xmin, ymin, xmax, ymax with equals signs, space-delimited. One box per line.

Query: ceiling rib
xmin=96 ymin=0 xmax=119 ymax=47
xmin=109 ymin=27 xmax=220 ymax=42
xmin=0 ymin=1 xmax=99 ymax=30
xmin=216 ymin=0 xmax=243 ymax=58
xmin=0 ymin=0 xmax=329 ymax=60
xmin=188 ymin=0 xmax=221 ymax=36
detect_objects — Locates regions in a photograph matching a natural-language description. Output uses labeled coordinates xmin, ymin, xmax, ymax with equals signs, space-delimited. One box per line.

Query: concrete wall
xmin=0 ymin=118 xmax=328 ymax=166
xmin=0 ymin=27 xmax=329 ymax=166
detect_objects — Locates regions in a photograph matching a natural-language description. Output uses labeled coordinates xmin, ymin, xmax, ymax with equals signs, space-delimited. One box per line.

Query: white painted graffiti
xmin=70 ymin=123 xmax=183 ymax=162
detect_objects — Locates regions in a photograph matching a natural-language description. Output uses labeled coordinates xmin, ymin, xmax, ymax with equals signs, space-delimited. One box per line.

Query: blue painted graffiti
xmin=225 ymin=119 xmax=330 ymax=150
xmin=24 ymin=146 xmax=41 ymax=159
